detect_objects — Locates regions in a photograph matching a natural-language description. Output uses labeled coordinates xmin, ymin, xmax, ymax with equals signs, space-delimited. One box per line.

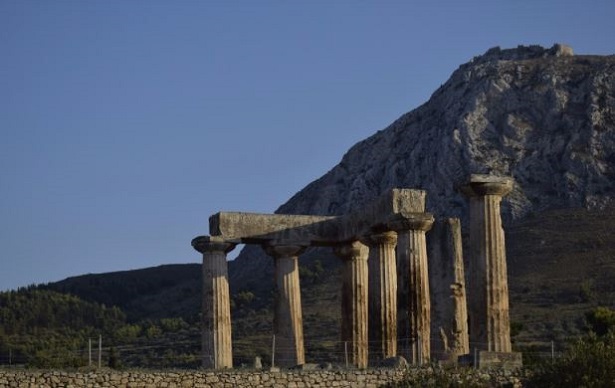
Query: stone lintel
xmin=192 ymin=235 xmax=236 ymax=254
xmin=461 ymin=175 xmax=513 ymax=197
xmin=209 ymin=212 xmax=339 ymax=245
xmin=207 ymin=188 xmax=428 ymax=245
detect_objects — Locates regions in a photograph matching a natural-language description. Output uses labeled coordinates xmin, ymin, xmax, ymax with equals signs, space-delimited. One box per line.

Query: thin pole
xmin=271 ymin=335 xmax=276 ymax=368
xmin=473 ymin=347 xmax=478 ymax=369
xmin=98 ymin=335 xmax=102 ymax=369
xmin=344 ymin=341 xmax=348 ymax=368
xmin=88 ymin=338 xmax=92 ymax=367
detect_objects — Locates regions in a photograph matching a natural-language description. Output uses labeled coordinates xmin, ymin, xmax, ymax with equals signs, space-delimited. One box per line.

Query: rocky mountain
xmin=281 ymin=44 xmax=614 ymax=219
xmin=231 ymin=43 xmax=615 ymax=282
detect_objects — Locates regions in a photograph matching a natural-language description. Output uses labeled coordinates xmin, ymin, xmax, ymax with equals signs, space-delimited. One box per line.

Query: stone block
xmin=477 ymin=351 xmax=522 ymax=370
xmin=209 ymin=212 xmax=337 ymax=244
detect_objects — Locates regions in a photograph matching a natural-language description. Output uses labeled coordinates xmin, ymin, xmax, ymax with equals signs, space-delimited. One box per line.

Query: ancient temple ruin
xmin=191 ymin=175 xmax=521 ymax=369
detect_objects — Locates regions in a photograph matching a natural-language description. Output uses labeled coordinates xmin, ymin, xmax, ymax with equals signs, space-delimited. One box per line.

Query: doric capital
xmin=461 ymin=174 xmax=513 ymax=197
xmin=366 ymin=230 xmax=398 ymax=246
xmin=192 ymin=236 xmax=236 ymax=254
xmin=334 ymin=241 xmax=369 ymax=260
xmin=387 ymin=212 xmax=434 ymax=232
xmin=264 ymin=243 xmax=307 ymax=259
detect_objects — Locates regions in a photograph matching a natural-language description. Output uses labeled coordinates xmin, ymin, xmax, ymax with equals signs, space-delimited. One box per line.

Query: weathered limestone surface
xmin=192 ymin=236 xmax=236 ymax=369
xmin=394 ymin=215 xmax=433 ymax=365
xmin=339 ymin=189 xmax=426 ymax=240
xmin=428 ymin=218 xmax=469 ymax=359
xmin=209 ymin=189 xmax=427 ymax=245
xmin=334 ymin=241 xmax=369 ymax=369
xmin=367 ymin=231 xmax=398 ymax=360
xmin=210 ymin=212 xmax=336 ymax=245
xmin=265 ymin=244 xmax=307 ymax=367
xmin=450 ymin=219 xmax=469 ymax=356
xmin=463 ymin=175 xmax=513 ymax=352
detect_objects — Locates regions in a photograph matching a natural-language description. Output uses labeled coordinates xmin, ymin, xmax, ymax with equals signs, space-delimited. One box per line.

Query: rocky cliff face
xmin=230 ymin=44 xmax=615 ymax=282
xmin=277 ymin=44 xmax=615 ymax=220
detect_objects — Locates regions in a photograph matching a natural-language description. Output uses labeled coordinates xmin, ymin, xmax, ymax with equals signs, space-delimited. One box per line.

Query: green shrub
xmin=527 ymin=332 xmax=615 ymax=387
xmin=579 ymin=279 xmax=596 ymax=303
xmin=585 ymin=306 xmax=615 ymax=336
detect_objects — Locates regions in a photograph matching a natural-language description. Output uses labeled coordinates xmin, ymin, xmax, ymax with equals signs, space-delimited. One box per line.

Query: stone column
xmin=264 ymin=244 xmax=307 ymax=367
xmin=463 ymin=175 xmax=513 ymax=353
xmin=449 ymin=218 xmax=470 ymax=357
xmin=334 ymin=241 xmax=369 ymax=369
xmin=367 ymin=231 xmax=398 ymax=360
xmin=393 ymin=214 xmax=434 ymax=364
xmin=192 ymin=236 xmax=236 ymax=369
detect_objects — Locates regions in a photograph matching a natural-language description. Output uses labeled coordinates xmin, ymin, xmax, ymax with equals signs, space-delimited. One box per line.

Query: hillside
xmin=507 ymin=207 xmax=615 ymax=346
xmin=41 ymin=264 xmax=202 ymax=323
xmin=0 ymin=288 xmax=127 ymax=367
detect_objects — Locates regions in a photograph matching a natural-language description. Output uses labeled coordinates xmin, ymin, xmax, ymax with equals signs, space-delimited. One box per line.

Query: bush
xmin=579 ymin=279 xmax=596 ymax=303
xmin=527 ymin=332 xmax=615 ymax=387
xmin=585 ymin=306 xmax=615 ymax=336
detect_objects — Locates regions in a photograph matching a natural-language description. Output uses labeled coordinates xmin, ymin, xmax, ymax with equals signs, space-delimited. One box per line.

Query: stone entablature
xmin=208 ymin=189 xmax=428 ymax=245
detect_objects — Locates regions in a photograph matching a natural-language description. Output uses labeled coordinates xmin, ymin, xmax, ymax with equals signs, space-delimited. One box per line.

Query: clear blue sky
xmin=1 ymin=1 xmax=614 ymax=291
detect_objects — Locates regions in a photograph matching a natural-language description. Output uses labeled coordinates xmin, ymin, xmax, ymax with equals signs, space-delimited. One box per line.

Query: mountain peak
xmin=275 ymin=45 xmax=614 ymax=222
xmin=472 ymin=43 xmax=574 ymax=64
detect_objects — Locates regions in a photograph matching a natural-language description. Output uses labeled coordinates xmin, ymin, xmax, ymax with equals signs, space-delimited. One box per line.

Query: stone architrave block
xmin=478 ymin=351 xmax=522 ymax=370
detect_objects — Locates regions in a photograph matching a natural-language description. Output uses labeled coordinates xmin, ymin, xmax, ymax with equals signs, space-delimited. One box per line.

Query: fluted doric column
xmin=367 ymin=231 xmax=398 ymax=360
xmin=448 ymin=218 xmax=470 ymax=357
xmin=264 ymin=243 xmax=307 ymax=367
xmin=334 ymin=241 xmax=369 ymax=369
xmin=392 ymin=214 xmax=434 ymax=364
xmin=462 ymin=175 xmax=513 ymax=353
xmin=192 ymin=236 xmax=236 ymax=369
